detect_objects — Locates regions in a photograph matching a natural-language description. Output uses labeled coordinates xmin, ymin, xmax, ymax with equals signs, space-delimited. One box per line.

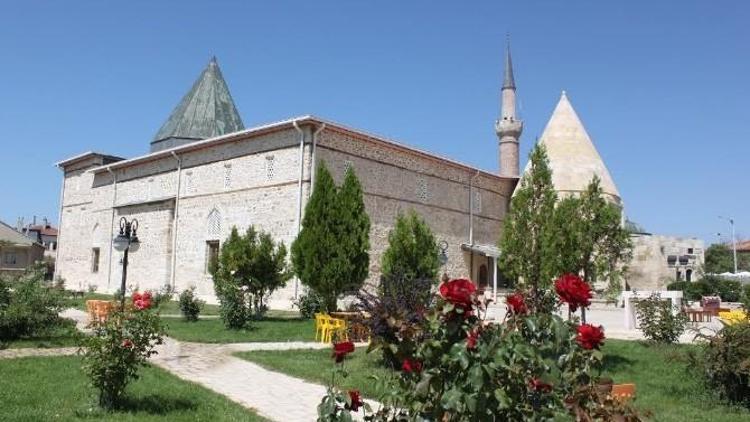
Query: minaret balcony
xmin=495 ymin=119 xmax=523 ymax=138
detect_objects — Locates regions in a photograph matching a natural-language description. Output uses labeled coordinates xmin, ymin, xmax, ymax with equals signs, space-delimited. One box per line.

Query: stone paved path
xmin=55 ymin=309 xmax=373 ymax=421
xmin=0 ymin=346 xmax=78 ymax=359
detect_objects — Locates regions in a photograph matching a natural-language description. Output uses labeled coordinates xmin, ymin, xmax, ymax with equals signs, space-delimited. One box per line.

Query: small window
xmin=266 ymin=156 xmax=275 ymax=181
xmin=416 ymin=177 xmax=428 ymax=201
xmin=52 ymin=242 xmax=57 ymax=251
xmin=687 ymin=248 xmax=694 ymax=254
xmin=3 ymin=252 xmax=17 ymax=265
xmin=206 ymin=240 xmax=220 ymax=274
xmin=91 ymin=248 xmax=100 ymax=273
xmin=686 ymin=269 xmax=693 ymax=282
xmin=473 ymin=189 xmax=482 ymax=213
xmin=224 ymin=165 xmax=232 ymax=189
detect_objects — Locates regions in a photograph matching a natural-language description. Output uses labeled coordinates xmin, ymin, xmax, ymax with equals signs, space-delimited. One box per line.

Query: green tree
xmin=337 ymin=167 xmax=371 ymax=292
xmin=704 ymin=243 xmax=735 ymax=274
xmin=553 ymin=177 xmax=633 ymax=321
xmin=292 ymin=162 xmax=371 ymax=312
xmin=213 ymin=226 xmax=291 ymax=327
xmin=380 ymin=210 xmax=440 ymax=283
xmin=499 ymin=144 xmax=558 ymax=311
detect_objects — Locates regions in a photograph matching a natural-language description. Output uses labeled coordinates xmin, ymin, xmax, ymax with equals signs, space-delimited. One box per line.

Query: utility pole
xmin=719 ymin=216 xmax=738 ymax=273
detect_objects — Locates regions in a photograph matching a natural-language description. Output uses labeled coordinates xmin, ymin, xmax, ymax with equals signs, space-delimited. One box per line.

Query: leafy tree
xmin=337 ymin=167 xmax=371 ymax=292
xmin=704 ymin=243 xmax=735 ymax=274
xmin=380 ymin=210 xmax=440 ymax=283
xmin=292 ymin=162 xmax=371 ymax=312
xmin=499 ymin=144 xmax=559 ymax=311
xmin=213 ymin=226 xmax=291 ymax=327
xmin=554 ymin=177 xmax=632 ymax=321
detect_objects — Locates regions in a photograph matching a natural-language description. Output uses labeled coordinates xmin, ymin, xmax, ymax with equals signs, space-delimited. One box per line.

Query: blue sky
xmin=1 ymin=1 xmax=748 ymax=242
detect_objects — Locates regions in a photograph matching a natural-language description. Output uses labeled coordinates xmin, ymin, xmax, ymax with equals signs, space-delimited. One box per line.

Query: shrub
xmin=356 ymin=275 xmax=434 ymax=367
xmin=293 ymin=290 xmax=323 ymax=319
xmin=696 ymin=320 xmax=750 ymax=407
xmin=707 ymin=276 xmax=742 ymax=302
xmin=178 ymin=287 xmax=204 ymax=322
xmin=213 ymin=226 xmax=291 ymax=327
xmin=0 ymin=268 xmax=70 ymax=342
xmin=667 ymin=280 xmax=712 ymax=302
xmin=80 ymin=293 xmax=164 ymax=409
xmin=634 ymin=292 xmax=688 ymax=343
xmin=323 ymin=278 xmax=642 ymax=420
xmin=150 ymin=284 xmax=174 ymax=308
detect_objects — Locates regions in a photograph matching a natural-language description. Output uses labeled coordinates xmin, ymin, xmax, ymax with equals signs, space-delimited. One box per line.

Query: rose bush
xmin=80 ymin=292 xmax=164 ymax=409
xmin=317 ymin=341 xmax=374 ymax=421
xmin=323 ymin=277 xmax=641 ymax=421
xmin=555 ymin=273 xmax=592 ymax=312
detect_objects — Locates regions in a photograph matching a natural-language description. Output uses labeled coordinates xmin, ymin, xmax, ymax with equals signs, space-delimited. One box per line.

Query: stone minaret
xmin=495 ymin=41 xmax=523 ymax=177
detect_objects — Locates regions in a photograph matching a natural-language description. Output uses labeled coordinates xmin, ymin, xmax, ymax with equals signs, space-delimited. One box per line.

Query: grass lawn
xmin=2 ymin=327 xmax=79 ymax=349
xmin=69 ymin=293 xmax=221 ymax=315
xmin=237 ymin=339 xmax=750 ymax=421
xmin=164 ymin=316 xmax=314 ymax=343
xmin=0 ymin=356 xmax=267 ymax=421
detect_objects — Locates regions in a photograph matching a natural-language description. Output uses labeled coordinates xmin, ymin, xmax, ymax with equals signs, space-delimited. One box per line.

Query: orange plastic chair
xmin=611 ymin=383 xmax=636 ymax=401
xmin=95 ymin=301 xmax=114 ymax=324
xmin=85 ymin=300 xmax=99 ymax=325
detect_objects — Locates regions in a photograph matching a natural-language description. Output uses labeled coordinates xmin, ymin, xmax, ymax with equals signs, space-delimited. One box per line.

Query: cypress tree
xmin=499 ymin=144 xmax=558 ymax=312
xmin=292 ymin=161 xmax=371 ymax=312
xmin=381 ymin=210 xmax=440 ymax=283
xmin=338 ymin=167 xmax=371 ymax=292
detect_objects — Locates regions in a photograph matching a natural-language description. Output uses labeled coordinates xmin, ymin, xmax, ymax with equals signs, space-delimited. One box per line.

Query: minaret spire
xmin=502 ymin=35 xmax=515 ymax=90
xmin=496 ymin=36 xmax=523 ymax=177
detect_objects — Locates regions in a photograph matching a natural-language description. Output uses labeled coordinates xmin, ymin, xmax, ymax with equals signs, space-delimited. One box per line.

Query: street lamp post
xmin=719 ymin=216 xmax=738 ymax=273
xmin=438 ymin=240 xmax=449 ymax=281
xmin=113 ymin=217 xmax=140 ymax=310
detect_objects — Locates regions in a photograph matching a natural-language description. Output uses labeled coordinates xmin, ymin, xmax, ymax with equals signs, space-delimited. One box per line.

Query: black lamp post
xmin=438 ymin=240 xmax=449 ymax=280
xmin=113 ymin=217 xmax=140 ymax=310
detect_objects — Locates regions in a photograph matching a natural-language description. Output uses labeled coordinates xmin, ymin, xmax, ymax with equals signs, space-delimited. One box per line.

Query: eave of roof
xmin=86 ymin=115 xmax=516 ymax=182
xmin=55 ymin=151 xmax=125 ymax=168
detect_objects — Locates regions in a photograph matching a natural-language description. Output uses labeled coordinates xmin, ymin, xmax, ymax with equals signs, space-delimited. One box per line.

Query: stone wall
xmin=56 ymin=122 xmax=516 ymax=308
xmin=626 ymin=234 xmax=705 ymax=290
xmin=316 ymin=128 xmax=513 ymax=286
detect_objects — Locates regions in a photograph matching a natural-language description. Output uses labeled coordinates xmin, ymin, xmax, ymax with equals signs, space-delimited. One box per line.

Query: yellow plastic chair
xmin=325 ymin=317 xmax=348 ymax=343
xmin=314 ymin=313 xmax=327 ymax=342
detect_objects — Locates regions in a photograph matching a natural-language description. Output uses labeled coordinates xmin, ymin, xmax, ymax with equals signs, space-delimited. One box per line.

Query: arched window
xmin=207 ymin=208 xmax=221 ymax=239
xmin=478 ymin=264 xmax=488 ymax=288
xmin=686 ymin=269 xmax=693 ymax=283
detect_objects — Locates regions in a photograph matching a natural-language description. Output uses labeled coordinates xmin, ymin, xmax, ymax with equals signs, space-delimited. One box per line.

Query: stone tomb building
xmin=55 ymin=56 xmax=522 ymax=307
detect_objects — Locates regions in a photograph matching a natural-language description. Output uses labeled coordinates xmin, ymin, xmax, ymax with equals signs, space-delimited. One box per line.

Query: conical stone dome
xmin=150 ymin=57 xmax=244 ymax=152
xmin=524 ymin=91 xmax=621 ymax=204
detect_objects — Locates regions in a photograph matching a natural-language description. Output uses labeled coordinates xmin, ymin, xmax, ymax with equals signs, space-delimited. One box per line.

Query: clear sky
xmin=1 ymin=1 xmax=748 ymax=242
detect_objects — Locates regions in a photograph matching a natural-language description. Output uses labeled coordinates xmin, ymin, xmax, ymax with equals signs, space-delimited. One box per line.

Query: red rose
xmin=529 ymin=378 xmax=553 ymax=393
xmin=132 ymin=292 xmax=152 ymax=310
xmin=439 ymin=278 xmax=476 ymax=310
xmin=347 ymin=390 xmax=364 ymax=411
xmin=332 ymin=341 xmax=355 ymax=363
xmin=554 ymin=274 xmax=592 ymax=312
xmin=466 ymin=328 xmax=480 ymax=350
xmin=121 ymin=339 xmax=133 ymax=349
xmin=505 ymin=293 xmax=527 ymax=315
xmin=576 ymin=324 xmax=605 ymax=350
xmin=402 ymin=358 xmax=422 ymax=373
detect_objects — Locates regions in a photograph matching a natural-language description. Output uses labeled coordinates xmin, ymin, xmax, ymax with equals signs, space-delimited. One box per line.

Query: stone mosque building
xmin=54 ymin=47 xmax=701 ymax=307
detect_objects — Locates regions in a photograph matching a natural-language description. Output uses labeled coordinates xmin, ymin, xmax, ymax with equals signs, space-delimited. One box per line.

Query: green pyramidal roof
xmin=151 ymin=57 xmax=244 ymax=152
